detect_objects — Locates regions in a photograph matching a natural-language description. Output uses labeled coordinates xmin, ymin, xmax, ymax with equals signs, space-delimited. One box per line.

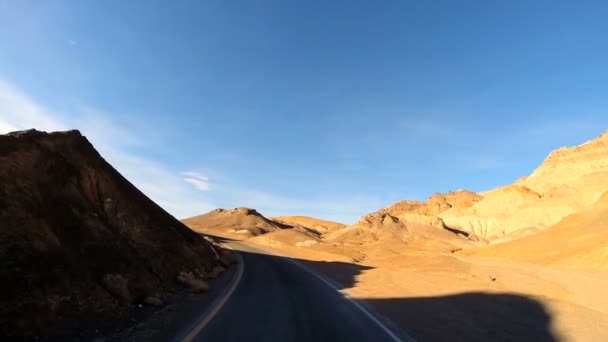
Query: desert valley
xmin=183 ymin=130 xmax=608 ymax=341
xmin=2 ymin=128 xmax=606 ymax=340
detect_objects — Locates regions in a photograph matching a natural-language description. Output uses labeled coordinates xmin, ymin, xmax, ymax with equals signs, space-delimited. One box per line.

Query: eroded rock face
xmin=0 ymin=130 xmax=220 ymax=337
xmin=372 ymin=130 xmax=608 ymax=240
xmin=440 ymin=130 xmax=608 ymax=238
xmin=369 ymin=190 xmax=481 ymax=235
xmin=382 ymin=190 xmax=483 ymax=217
xmin=520 ymin=130 xmax=608 ymax=188
xmin=396 ymin=213 xmax=446 ymax=230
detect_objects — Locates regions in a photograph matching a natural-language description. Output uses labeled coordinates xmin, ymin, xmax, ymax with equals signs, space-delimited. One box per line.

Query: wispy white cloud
xmin=181 ymin=171 xmax=210 ymax=191
xmin=0 ymin=79 xmax=216 ymax=219
xmin=0 ymin=80 xmax=67 ymax=131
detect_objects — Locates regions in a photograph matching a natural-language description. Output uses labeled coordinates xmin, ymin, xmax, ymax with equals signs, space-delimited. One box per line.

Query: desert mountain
xmin=466 ymin=190 xmax=608 ymax=270
xmin=0 ymin=130 xmax=228 ymax=337
xmin=372 ymin=130 xmax=608 ymax=240
xmin=439 ymin=130 xmax=608 ymax=238
xmin=183 ymin=207 xmax=290 ymax=236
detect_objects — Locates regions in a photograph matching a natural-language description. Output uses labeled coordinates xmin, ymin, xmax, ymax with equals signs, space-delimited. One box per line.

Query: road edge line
xmin=287 ymin=258 xmax=411 ymax=342
xmin=181 ymin=247 xmax=245 ymax=342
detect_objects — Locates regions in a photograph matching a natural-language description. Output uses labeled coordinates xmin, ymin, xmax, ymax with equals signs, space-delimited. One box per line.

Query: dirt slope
xmin=271 ymin=215 xmax=345 ymax=234
xmin=0 ymin=130 xmax=224 ymax=337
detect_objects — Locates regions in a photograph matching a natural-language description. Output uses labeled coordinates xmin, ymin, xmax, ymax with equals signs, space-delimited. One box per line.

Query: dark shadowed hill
xmin=0 ymin=129 xmax=227 ymax=337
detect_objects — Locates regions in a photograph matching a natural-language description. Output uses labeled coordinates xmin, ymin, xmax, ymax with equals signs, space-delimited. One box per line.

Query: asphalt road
xmin=180 ymin=243 xmax=412 ymax=342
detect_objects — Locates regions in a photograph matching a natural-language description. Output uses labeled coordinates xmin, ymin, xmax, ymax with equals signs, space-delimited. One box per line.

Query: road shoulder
xmin=108 ymin=260 xmax=239 ymax=341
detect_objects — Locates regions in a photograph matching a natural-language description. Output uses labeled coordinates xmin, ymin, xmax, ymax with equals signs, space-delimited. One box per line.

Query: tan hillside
xmin=325 ymin=212 xmax=410 ymax=243
xmin=271 ymin=215 xmax=346 ymax=234
xmin=248 ymin=228 xmax=323 ymax=252
xmin=465 ymin=191 xmax=608 ymax=271
xmin=521 ymin=130 xmax=608 ymax=189
xmin=373 ymin=190 xmax=483 ymax=235
xmin=439 ymin=130 xmax=608 ymax=238
xmin=183 ymin=207 xmax=288 ymax=236
xmin=324 ymin=211 xmax=470 ymax=254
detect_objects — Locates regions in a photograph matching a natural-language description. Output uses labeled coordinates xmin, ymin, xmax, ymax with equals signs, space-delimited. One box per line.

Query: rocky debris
xmin=177 ymin=272 xmax=209 ymax=293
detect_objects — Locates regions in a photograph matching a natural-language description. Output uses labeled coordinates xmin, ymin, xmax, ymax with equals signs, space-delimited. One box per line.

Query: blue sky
xmin=1 ymin=1 xmax=607 ymax=223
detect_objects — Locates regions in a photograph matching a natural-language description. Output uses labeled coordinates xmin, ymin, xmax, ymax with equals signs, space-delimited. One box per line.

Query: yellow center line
xmin=182 ymin=249 xmax=245 ymax=342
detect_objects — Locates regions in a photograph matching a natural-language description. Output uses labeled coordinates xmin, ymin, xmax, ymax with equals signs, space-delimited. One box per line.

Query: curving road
xmin=176 ymin=242 xmax=412 ymax=342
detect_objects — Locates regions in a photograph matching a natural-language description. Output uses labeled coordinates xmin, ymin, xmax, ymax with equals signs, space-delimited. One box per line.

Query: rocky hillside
xmin=520 ymin=130 xmax=608 ymax=189
xmin=0 ymin=130 xmax=227 ymax=337
xmin=439 ymin=130 xmax=608 ymax=238
xmin=324 ymin=210 xmax=470 ymax=253
xmin=183 ymin=207 xmax=290 ymax=236
xmin=373 ymin=130 xmax=608 ymax=240
xmin=466 ymin=191 xmax=608 ymax=270
xmin=382 ymin=190 xmax=483 ymax=217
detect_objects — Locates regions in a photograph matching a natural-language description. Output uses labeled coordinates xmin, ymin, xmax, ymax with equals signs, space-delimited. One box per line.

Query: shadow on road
xmin=230 ymin=247 xmax=558 ymax=342
xmin=366 ymin=293 xmax=556 ymax=342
